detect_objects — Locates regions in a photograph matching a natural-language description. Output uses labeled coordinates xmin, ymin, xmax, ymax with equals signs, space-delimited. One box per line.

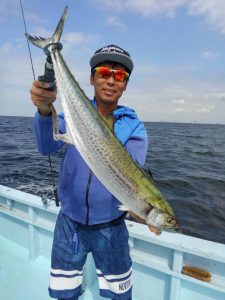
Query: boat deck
xmin=1 ymin=185 xmax=225 ymax=300
xmin=0 ymin=235 xmax=110 ymax=300
xmin=1 ymin=235 xmax=50 ymax=299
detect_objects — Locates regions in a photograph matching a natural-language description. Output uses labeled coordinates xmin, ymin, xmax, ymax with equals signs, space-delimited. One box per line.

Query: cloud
xmin=204 ymin=91 xmax=225 ymax=100
xmin=0 ymin=0 xmax=12 ymax=21
xmin=201 ymin=51 xmax=219 ymax=59
xmin=125 ymin=0 xmax=186 ymax=18
xmin=62 ymin=32 xmax=100 ymax=54
xmin=91 ymin=0 xmax=225 ymax=34
xmin=215 ymin=92 xmax=225 ymax=100
xmin=106 ymin=16 xmax=126 ymax=32
xmin=187 ymin=0 xmax=225 ymax=34
xmin=0 ymin=42 xmax=13 ymax=52
xmin=172 ymin=99 xmax=185 ymax=105
xmin=26 ymin=12 xmax=48 ymax=25
xmin=0 ymin=47 xmax=36 ymax=116
xmin=195 ymin=105 xmax=215 ymax=113
xmin=175 ymin=107 xmax=191 ymax=112
xmin=174 ymin=103 xmax=214 ymax=114
xmin=90 ymin=0 xmax=123 ymax=11
xmin=63 ymin=32 xmax=94 ymax=45
xmin=123 ymin=62 xmax=224 ymax=122
xmin=91 ymin=0 xmax=186 ymax=17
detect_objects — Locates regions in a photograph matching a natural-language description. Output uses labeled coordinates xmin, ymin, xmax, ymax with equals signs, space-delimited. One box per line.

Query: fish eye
xmin=167 ymin=217 xmax=174 ymax=224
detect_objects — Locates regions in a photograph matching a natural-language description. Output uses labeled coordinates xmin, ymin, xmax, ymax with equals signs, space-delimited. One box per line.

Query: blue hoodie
xmin=34 ymin=100 xmax=148 ymax=225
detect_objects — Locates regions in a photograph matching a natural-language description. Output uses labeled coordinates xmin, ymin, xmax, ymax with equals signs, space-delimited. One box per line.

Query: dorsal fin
xmin=142 ymin=167 xmax=155 ymax=183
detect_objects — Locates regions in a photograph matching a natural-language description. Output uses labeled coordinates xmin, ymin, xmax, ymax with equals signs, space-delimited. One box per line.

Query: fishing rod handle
xmin=38 ymin=56 xmax=55 ymax=91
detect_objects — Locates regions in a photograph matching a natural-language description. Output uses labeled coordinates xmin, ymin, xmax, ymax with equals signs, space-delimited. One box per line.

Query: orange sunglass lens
xmin=95 ymin=67 xmax=128 ymax=81
xmin=114 ymin=70 xmax=127 ymax=81
xmin=96 ymin=67 xmax=111 ymax=78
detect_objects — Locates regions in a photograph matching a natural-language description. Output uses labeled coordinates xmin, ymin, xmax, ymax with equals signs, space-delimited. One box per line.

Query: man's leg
xmin=92 ymin=221 xmax=132 ymax=300
xmin=58 ymin=297 xmax=79 ymax=300
xmin=49 ymin=212 xmax=88 ymax=299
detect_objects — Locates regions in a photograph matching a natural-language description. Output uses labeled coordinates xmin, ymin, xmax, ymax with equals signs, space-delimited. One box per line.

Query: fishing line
xmin=19 ymin=0 xmax=60 ymax=207
xmin=19 ymin=0 xmax=35 ymax=81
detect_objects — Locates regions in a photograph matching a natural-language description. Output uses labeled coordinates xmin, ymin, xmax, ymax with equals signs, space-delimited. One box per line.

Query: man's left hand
xmin=128 ymin=211 xmax=161 ymax=235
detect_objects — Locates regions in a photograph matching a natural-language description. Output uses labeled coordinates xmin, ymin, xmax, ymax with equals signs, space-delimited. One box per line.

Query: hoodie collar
xmin=91 ymin=97 xmax=137 ymax=120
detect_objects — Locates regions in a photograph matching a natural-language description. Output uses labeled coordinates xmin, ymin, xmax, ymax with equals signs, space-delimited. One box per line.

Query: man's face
xmin=90 ymin=62 xmax=128 ymax=110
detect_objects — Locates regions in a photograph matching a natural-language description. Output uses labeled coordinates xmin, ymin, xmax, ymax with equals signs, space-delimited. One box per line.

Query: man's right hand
xmin=30 ymin=80 xmax=57 ymax=116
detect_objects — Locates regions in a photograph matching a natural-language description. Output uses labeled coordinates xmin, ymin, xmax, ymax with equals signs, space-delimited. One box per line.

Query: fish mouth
xmin=175 ymin=220 xmax=182 ymax=233
xmin=162 ymin=222 xmax=182 ymax=233
xmin=163 ymin=226 xmax=182 ymax=233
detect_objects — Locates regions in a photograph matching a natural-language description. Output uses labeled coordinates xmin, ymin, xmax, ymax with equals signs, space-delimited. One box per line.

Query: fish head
xmin=146 ymin=208 xmax=181 ymax=233
xmin=162 ymin=214 xmax=181 ymax=232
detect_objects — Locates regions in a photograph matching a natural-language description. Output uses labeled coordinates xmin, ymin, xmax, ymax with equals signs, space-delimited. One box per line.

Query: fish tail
xmin=25 ymin=6 xmax=68 ymax=54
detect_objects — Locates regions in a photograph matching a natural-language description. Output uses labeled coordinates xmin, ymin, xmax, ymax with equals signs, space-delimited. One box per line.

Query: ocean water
xmin=0 ymin=116 xmax=225 ymax=244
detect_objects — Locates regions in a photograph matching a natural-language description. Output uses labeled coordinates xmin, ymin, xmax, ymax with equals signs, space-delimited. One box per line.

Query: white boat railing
xmin=1 ymin=184 xmax=225 ymax=300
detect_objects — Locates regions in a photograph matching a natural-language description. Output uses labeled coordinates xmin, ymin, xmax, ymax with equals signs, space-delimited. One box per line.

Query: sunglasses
xmin=93 ymin=66 xmax=129 ymax=82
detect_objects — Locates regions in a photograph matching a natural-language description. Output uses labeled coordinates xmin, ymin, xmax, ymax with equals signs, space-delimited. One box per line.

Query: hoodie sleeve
xmin=124 ymin=121 xmax=148 ymax=167
xmin=34 ymin=111 xmax=66 ymax=155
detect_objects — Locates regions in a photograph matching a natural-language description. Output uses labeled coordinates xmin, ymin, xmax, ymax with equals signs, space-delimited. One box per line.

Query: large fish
xmin=26 ymin=6 xmax=180 ymax=232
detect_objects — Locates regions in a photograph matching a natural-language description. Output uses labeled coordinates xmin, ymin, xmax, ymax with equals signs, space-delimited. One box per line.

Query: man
xmin=30 ymin=44 xmax=158 ymax=300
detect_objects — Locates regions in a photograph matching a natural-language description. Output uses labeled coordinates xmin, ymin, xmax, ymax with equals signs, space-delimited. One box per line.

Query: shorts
xmin=49 ymin=211 xmax=132 ymax=300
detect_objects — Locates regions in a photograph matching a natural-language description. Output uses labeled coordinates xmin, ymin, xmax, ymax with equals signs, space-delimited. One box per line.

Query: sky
xmin=0 ymin=0 xmax=225 ymax=123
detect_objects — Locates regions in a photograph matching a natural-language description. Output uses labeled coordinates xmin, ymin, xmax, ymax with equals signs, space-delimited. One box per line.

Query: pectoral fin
xmin=118 ymin=205 xmax=129 ymax=211
xmin=54 ymin=133 xmax=74 ymax=145
xmin=50 ymin=103 xmax=74 ymax=145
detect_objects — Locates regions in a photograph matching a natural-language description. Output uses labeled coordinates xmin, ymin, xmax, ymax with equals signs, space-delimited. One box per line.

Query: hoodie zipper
xmin=85 ymin=169 xmax=93 ymax=225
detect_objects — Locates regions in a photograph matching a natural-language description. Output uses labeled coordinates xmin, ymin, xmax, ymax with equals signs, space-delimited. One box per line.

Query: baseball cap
xmin=90 ymin=44 xmax=134 ymax=74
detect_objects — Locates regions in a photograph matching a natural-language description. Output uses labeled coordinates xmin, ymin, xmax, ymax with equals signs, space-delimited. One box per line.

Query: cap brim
xmin=90 ymin=52 xmax=134 ymax=73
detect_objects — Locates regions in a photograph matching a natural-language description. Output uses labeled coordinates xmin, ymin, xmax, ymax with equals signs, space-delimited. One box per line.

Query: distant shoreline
xmin=0 ymin=115 xmax=224 ymax=126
